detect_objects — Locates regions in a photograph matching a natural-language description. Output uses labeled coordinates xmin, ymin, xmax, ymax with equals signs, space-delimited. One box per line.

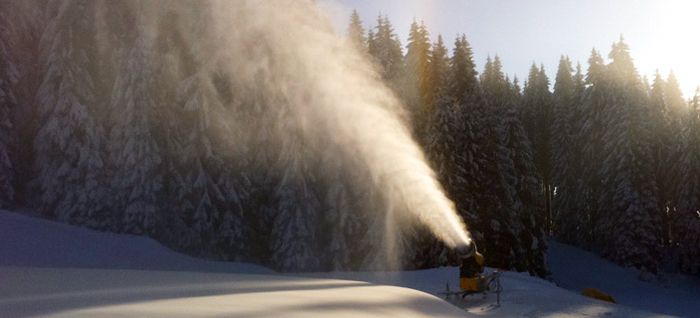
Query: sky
xmin=318 ymin=0 xmax=700 ymax=98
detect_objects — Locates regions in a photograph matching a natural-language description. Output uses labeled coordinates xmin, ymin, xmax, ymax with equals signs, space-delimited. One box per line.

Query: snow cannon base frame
xmin=439 ymin=270 xmax=502 ymax=306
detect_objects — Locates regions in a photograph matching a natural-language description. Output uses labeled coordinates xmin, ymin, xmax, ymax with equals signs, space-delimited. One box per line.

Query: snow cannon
xmin=455 ymin=242 xmax=476 ymax=260
xmin=440 ymin=242 xmax=501 ymax=305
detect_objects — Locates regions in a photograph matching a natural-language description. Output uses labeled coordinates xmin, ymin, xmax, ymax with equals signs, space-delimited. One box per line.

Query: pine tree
xmin=521 ymin=63 xmax=554 ymax=233
xmin=172 ymin=71 xmax=248 ymax=256
xmin=662 ymin=71 xmax=687 ymax=216
xmin=0 ymin=8 xmax=17 ymax=208
xmin=4 ymin=1 xmax=48 ymax=208
xmin=448 ymin=35 xmax=478 ymax=104
xmin=481 ymin=56 xmax=512 ymax=101
xmin=648 ymin=71 xmax=686 ymax=246
xmin=476 ymin=56 xmax=546 ymax=275
xmin=505 ymin=87 xmax=547 ymax=276
xmin=427 ymin=35 xmax=449 ymax=111
xmin=422 ymin=33 xmax=481 ymax=269
xmin=473 ymin=56 xmax=518 ymax=269
xmin=34 ymin=0 xmax=108 ymax=227
xmin=552 ymin=59 xmax=588 ymax=243
xmin=320 ymin=165 xmax=353 ymax=270
xmin=269 ymin=117 xmax=321 ymax=271
xmin=596 ymin=38 xmax=663 ymax=273
xmin=347 ymin=10 xmax=366 ymax=52
xmin=154 ymin=6 xmax=247 ymax=258
xmin=426 ymin=96 xmax=459 ymax=207
xmin=403 ymin=20 xmax=432 ymax=136
xmin=367 ymin=15 xmax=403 ymax=85
xmin=673 ymin=90 xmax=700 ymax=274
xmin=107 ymin=33 xmax=162 ymax=235
xmin=575 ymin=49 xmax=609 ymax=248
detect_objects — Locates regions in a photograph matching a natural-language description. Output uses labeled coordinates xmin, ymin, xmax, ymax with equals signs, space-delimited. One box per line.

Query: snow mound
xmin=0 ymin=267 xmax=467 ymax=317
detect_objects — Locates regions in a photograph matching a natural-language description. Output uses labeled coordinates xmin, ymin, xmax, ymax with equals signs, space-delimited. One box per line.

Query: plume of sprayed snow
xmin=201 ymin=0 xmax=472 ymax=249
xmin=92 ymin=0 xmax=472 ymax=253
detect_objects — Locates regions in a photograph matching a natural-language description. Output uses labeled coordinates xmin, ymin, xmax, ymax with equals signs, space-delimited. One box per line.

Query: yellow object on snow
xmin=581 ymin=288 xmax=617 ymax=303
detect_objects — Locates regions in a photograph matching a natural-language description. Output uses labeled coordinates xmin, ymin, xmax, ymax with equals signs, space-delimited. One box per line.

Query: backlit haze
xmin=321 ymin=0 xmax=700 ymax=98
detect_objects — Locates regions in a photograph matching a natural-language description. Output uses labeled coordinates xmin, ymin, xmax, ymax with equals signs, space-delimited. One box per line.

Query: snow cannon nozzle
xmin=455 ymin=242 xmax=476 ymax=260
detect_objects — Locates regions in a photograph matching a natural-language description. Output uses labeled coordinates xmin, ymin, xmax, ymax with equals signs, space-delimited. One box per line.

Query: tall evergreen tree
xmin=596 ymin=38 xmax=663 ymax=272
xmin=154 ymin=6 xmax=248 ymax=258
xmin=552 ymin=59 xmax=587 ymax=243
xmin=574 ymin=49 xmax=609 ymax=248
xmin=448 ymin=35 xmax=478 ymax=104
xmin=476 ymin=55 xmax=547 ymax=275
xmin=107 ymin=33 xmax=162 ymax=234
xmin=0 ymin=8 xmax=17 ymax=208
xmin=34 ymin=0 xmax=109 ymax=227
xmin=427 ymin=35 xmax=449 ymax=110
xmin=367 ymin=15 xmax=403 ymax=85
xmin=4 ymin=1 xmax=48 ymax=207
xmin=347 ymin=10 xmax=366 ymax=52
xmin=319 ymin=161 xmax=353 ymax=270
xmin=648 ymin=70 xmax=686 ymax=246
xmin=269 ymin=112 xmax=321 ymax=271
xmin=521 ymin=63 xmax=554 ymax=233
xmin=403 ymin=20 xmax=431 ymax=136
xmin=673 ymin=90 xmax=700 ymax=274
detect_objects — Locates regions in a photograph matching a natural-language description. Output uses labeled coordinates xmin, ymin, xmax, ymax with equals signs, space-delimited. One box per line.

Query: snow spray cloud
xmin=136 ymin=0 xmax=471 ymax=252
xmin=217 ymin=0 xmax=471 ymax=247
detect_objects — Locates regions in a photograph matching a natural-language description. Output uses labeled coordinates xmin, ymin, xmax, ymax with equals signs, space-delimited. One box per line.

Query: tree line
xmin=349 ymin=11 xmax=699 ymax=275
xmin=0 ymin=1 xmax=698 ymax=276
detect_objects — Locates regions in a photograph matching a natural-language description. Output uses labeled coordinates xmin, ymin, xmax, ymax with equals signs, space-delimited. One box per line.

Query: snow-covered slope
xmin=0 ymin=210 xmax=270 ymax=274
xmin=302 ymin=268 xmax=680 ymax=317
xmin=0 ymin=210 xmax=691 ymax=317
xmin=549 ymin=241 xmax=700 ymax=317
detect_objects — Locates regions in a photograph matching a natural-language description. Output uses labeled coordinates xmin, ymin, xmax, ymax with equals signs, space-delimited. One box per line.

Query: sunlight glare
xmin=642 ymin=1 xmax=700 ymax=97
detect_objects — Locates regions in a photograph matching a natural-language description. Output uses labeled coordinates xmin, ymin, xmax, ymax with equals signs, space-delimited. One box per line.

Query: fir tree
xmin=34 ymin=0 xmax=109 ymax=227
xmin=107 ymin=33 xmax=162 ymax=235
xmin=673 ymin=90 xmax=700 ymax=274
xmin=448 ymin=35 xmax=478 ymax=104
xmin=552 ymin=59 xmax=587 ymax=243
xmin=575 ymin=49 xmax=609 ymax=248
xmin=477 ymin=55 xmax=547 ymax=275
xmin=269 ymin=116 xmax=321 ymax=271
xmin=367 ymin=15 xmax=403 ymax=85
xmin=521 ymin=63 xmax=554 ymax=233
xmin=173 ymin=70 xmax=247 ymax=256
xmin=427 ymin=35 xmax=449 ymax=111
xmin=347 ymin=10 xmax=366 ymax=52
xmin=422 ymin=33 xmax=480 ymax=269
xmin=0 ymin=9 xmax=17 ymax=208
xmin=648 ymin=71 xmax=686 ymax=246
xmin=403 ymin=20 xmax=432 ymax=136
xmin=320 ymin=164 xmax=354 ymax=270
xmin=155 ymin=6 xmax=247 ymax=258
xmin=597 ymin=38 xmax=663 ymax=272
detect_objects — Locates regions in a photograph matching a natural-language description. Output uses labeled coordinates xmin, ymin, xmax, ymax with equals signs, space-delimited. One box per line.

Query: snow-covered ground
xmin=1 ymin=267 xmax=469 ymax=317
xmin=0 ymin=209 xmax=271 ymax=274
xmin=1 ymin=209 xmax=696 ymax=317
xmin=548 ymin=241 xmax=700 ymax=317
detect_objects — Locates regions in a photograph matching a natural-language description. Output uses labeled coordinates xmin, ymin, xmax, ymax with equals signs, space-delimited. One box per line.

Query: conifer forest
xmin=1 ymin=0 xmax=699 ymax=277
